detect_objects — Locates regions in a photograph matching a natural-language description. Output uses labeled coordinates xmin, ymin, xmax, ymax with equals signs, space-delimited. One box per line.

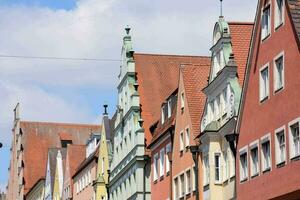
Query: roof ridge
xmin=134 ymin=52 xmax=210 ymax=58
xmin=20 ymin=120 xmax=100 ymax=127
xmin=228 ymin=21 xmax=254 ymax=25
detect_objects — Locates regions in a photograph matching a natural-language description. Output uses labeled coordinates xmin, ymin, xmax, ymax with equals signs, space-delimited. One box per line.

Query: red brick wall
xmin=237 ymin=0 xmax=300 ymax=199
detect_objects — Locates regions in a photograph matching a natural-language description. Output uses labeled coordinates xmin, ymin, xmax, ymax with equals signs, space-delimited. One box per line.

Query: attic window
xmin=181 ymin=92 xmax=185 ymax=111
xmin=262 ymin=5 xmax=271 ymax=40
xmin=167 ymin=99 xmax=172 ymax=118
xmin=61 ymin=140 xmax=72 ymax=148
xmin=275 ymin=0 xmax=284 ymax=29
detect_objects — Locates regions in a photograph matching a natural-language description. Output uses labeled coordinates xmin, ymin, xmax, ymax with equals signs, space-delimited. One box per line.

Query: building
xmin=72 ymin=134 xmax=100 ymax=200
xmin=109 ymin=27 xmax=209 ymax=200
xmin=172 ymin=61 xmax=211 ymax=200
xmin=236 ymin=0 xmax=300 ymax=199
xmin=44 ymin=148 xmax=66 ymax=200
xmin=52 ymin=148 xmax=67 ymax=200
xmin=148 ymin=89 xmax=177 ymax=200
xmin=94 ymin=107 xmax=114 ymax=200
xmin=198 ymin=17 xmax=253 ymax=200
xmin=0 ymin=192 xmax=6 ymax=200
xmin=25 ymin=178 xmax=45 ymax=200
xmin=62 ymin=145 xmax=86 ymax=200
xmin=6 ymin=104 xmax=101 ymax=200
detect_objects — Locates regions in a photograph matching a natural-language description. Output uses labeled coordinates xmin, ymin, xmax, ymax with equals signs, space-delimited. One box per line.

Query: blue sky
xmin=0 ymin=0 xmax=257 ymax=192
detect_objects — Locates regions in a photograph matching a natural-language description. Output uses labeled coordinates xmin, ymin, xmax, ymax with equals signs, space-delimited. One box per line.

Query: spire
xmin=125 ymin=25 xmax=131 ymax=35
xmin=220 ymin=0 xmax=223 ymax=18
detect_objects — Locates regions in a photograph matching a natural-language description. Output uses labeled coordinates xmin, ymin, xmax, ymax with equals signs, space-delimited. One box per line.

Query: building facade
xmin=199 ymin=17 xmax=252 ymax=200
xmin=236 ymin=0 xmax=300 ymax=199
xmin=172 ymin=62 xmax=210 ymax=200
xmin=148 ymin=90 xmax=177 ymax=200
xmin=25 ymin=179 xmax=45 ymax=200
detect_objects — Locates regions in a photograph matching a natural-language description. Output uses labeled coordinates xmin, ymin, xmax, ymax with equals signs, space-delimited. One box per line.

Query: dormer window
xmin=262 ymin=5 xmax=271 ymax=40
xmin=161 ymin=106 xmax=165 ymax=124
xmin=181 ymin=92 xmax=185 ymax=111
xmin=167 ymin=99 xmax=172 ymax=118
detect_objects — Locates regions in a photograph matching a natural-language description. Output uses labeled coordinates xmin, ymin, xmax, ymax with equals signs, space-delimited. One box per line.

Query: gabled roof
xmin=288 ymin=0 xmax=300 ymax=44
xmin=134 ymin=53 xmax=211 ymax=146
xmin=181 ymin=62 xmax=211 ymax=138
xmin=66 ymin=145 xmax=86 ymax=178
xmin=228 ymin=22 xmax=254 ymax=86
xmin=72 ymin=147 xmax=99 ymax=178
xmin=20 ymin=121 xmax=101 ymax=195
xmin=47 ymin=148 xmax=59 ymax=193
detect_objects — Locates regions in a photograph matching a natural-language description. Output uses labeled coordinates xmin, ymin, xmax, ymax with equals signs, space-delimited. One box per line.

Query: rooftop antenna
xmin=220 ymin=0 xmax=223 ymax=17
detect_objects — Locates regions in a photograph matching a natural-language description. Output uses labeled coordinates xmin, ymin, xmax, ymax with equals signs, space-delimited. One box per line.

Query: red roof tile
xmin=66 ymin=145 xmax=86 ymax=178
xmin=20 ymin=121 xmax=101 ymax=195
xmin=134 ymin=53 xmax=211 ymax=146
xmin=228 ymin=22 xmax=254 ymax=85
xmin=181 ymin=61 xmax=211 ymax=138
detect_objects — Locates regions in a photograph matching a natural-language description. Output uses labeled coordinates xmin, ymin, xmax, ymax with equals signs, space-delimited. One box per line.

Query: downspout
xmin=143 ymin=154 xmax=150 ymax=200
xmin=169 ymin=128 xmax=174 ymax=200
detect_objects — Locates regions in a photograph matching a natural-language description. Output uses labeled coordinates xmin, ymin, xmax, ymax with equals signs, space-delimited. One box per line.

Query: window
xmin=260 ymin=65 xmax=269 ymax=101
xmin=216 ymin=95 xmax=221 ymax=120
xmin=275 ymin=128 xmax=286 ymax=165
xmin=185 ymin=127 xmax=190 ymax=148
xmin=159 ymin=148 xmax=165 ymax=177
xmin=180 ymin=174 xmax=185 ymax=197
xmin=214 ymin=153 xmax=221 ymax=183
xmin=203 ymin=154 xmax=209 ymax=186
xmin=274 ymin=54 xmax=284 ymax=92
xmin=102 ymin=157 xmax=105 ymax=175
xmin=181 ymin=92 xmax=185 ymax=110
xmin=290 ymin=122 xmax=300 ymax=159
xmin=161 ymin=106 xmax=165 ymax=124
xmin=186 ymin=170 xmax=192 ymax=194
xmin=261 ymin=139 xmax=271 ymax=172
xmin=167 ymin=99 xmax=172 ymax=118
xmin=174 ymin=177 xmax=179 ymax=200
xmin=240 ymin=152 xmax=248 ymax=181
xmin=262 ymin=5 xmax=271 ymax=39
xmin=275 ymin=0 xmax=284 ymax=29
xmin=180 ymin=132 xmax=184 ymax=152
xmin=153 ymin=153 xmax=159 ymax=181
xmin=88 ymin=170 xmax=91 ymax=184
xmin=166 ymin=143 xmax=171 ymax=174
xmin=250 ymin=146 xmax=259 ymax=177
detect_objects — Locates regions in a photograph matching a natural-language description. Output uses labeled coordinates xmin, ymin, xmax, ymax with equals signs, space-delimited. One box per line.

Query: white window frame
xmin=288 ymin=117 xmax=300 ymax=160
xmin=161 ymin=106 xmax=165 ymax=124
xmin=274 ymin=0 xmax=285 ymax=30
xmin=273 ymin=51 xmax=285 ymax=93
xmin=173 ymin=177 xmax=179 ymax=200
xmin=259 ymin=63 xmax=270 ymax=102
xmin=261 ymin=4 xmax=271 ymax=40
xmin=185 ymin=168 xmax=192 ymax=195
xmin=202 ymin=153 xmax=209 ymax=186
xmin=185 ymin=127 xmax=190 ymax=148
xmin=275 ymin=126 xmax=286 ymax=165
xmin=166 ymin=143 xmax=171 ymax=174
xmin=249 ymin=140 xmax=260 ymax=178
xmin=239 ymin=146 xmax=249 ymax=182
xmin=153 ymin=153 xmax=159 ymax=181
xmin=179 ymin=173 xmax=185 ymax=198
xmin=167 ymin=99 xmax=172 ymax=118
xmin=261 ymin=133 xmax=272 ymax=172
xmin=180 ymin=131 xmax=184 ymax=152
xmin=222 ymin=149 xmax=229 ymax=182
xmin=159 ymin=148 xmax=165 ymax=178
xmin=192 ymin=165 xmax=196 ymax=191
xmin=214 ymin=152 xmax=222 ymax=184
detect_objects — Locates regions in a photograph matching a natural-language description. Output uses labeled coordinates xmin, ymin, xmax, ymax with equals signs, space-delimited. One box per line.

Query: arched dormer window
xmin=213 ymin=24 xmax=222 ymax=45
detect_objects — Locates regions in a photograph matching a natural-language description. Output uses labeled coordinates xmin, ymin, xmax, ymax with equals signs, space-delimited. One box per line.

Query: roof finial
xmin=125 ymin=25 xmax=131 ymax=35
xmin=103 ymin=104 xmax=108 ymax=115
xmin=220 ymin=0 xmax=223 ymax=17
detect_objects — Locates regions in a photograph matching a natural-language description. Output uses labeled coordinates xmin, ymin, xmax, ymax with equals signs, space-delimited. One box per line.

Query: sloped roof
xmin=20 ymin=121 xmax=101 ymax=195
xmin=181 ymin=62 xmax=211 ymax=137
xmin=228 ymin=22 xmax=254 ymax=86
xmin=134 ymin=53 xmax=211 ymax=146
xmin=288 ymin=0 xmax=300 ymax=43
xmin=66 ymin=145 xmax=86 ymax=178
xmin=48 ymin=148 xmax=59 ymax=193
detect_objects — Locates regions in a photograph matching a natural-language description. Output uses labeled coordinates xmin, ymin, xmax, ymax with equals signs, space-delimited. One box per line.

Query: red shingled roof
xmin=66 ymin=145 xmax=86 ymax=178
xmin=181 ymin=61 xmax=211 ymax=138
xmin=20 ymin=121 xmax=101 ymax=195
xmin=134 ymin=53 xmax=211 ymax=146
xmin=228 ymin=22 xmax=254 ymax=86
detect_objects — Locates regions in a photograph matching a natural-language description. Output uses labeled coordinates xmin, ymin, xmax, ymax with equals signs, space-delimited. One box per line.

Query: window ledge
xmin=262 ymin=33 xmax=271 ymax=42
xmin=260 ymin=96 xmax=269 ymax=104
xmin=291 ymin=155 xmax=300 ymax=162
xmin=251 ymin=173 xmax=259 ymax=179
xmin=159 ymin=176 xmax=164 ymax=181
xmin=240 ymin=177 xmax=248 ymax=183
xmin=274 ymin=86 xmax=284 ymax=94
xmin=153 ymin=179 xmax=158 ymax=184
xmin=203 ymin=184 xmax=209 ymax=191
xmin=214 ymin=181 xmax=222 ymax=185
xmin=262 ymin=167 xmax=271 ymax=174
xmin=275 ymin=22 xmax=284 ymax=31
xmin=276 ymin=161 xmax=286 ymax=168
xmin=166 ymin=171 xmax=170 ymax=176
